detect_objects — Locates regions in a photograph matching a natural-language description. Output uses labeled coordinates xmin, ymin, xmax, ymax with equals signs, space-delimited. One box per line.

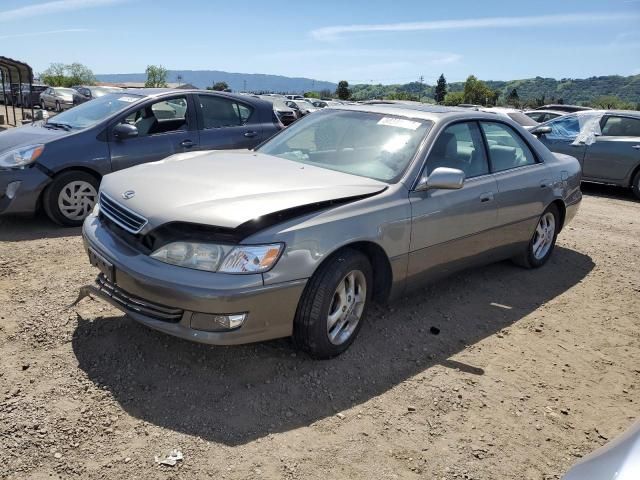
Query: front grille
xmin=96 ymin=274 xmax=183 ymax=322
xmin=99 ymin=193 xmax=147 ymax=234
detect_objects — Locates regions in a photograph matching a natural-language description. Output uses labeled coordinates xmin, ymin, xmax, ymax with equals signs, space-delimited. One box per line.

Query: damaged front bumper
xmin=77 ymin=213 xmax=307 ymax=345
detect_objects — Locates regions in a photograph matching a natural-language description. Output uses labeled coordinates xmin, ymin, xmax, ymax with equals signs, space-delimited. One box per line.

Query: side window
xmin=480 ymin=122 xmax=537 ymax=172
xmin=426 ymin=122 xmax=489 ymax=178
xmin=119 ymin=96 xmax=189 ymax=137
xmin=198 ymin=95 xmax=253 ymax=128
xmin=547 ymin=115 xmax=580 ymax=140
xmin=601 ymin=116 xmax=640 ymax=137
xmin=236 ymin=103 xmax=253 ymax=123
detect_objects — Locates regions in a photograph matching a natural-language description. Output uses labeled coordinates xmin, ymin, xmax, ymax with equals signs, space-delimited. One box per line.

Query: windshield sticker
xmin=117 ymin=96 xmax=138 ymax=103
xmin=377 ymin=117 xmax=421 ymax=130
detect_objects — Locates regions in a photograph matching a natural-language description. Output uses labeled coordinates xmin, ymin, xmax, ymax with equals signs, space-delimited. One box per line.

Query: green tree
xmin=506 ymin=88 xmax=520 ymax=107
xmin=443 ymin=91 xmax=464 ymax=106
xmin=67 ymin=63 xmax=95 ymax=86
xmin=145 ymin=65 xmax=168 ymax=88
xmin=463 ymin=75 xmax=497 ymax=105
xmin=208 ymin=81 xmax=229 ymax=91
xmin=40 ymin=62 xmax=95 ymax=87
xmin=434 ymin=74 xmax=447 ymax=104
xmin=386 ymin=91 xmax=419 ymax=101
xmin=590 ymin=95 xmax=630 ymax=109
xmin=336 ymin=80 xmax=351 ymax=100
xmin=304 ymin=91 xmax=320 ymax=98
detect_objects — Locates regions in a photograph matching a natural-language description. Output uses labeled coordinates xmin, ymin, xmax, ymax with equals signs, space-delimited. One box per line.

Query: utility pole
xmin=418 ymin=75 xmax=424 ymax=102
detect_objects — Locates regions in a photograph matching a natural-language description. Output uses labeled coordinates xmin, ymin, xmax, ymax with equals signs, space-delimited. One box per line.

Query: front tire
xmin=42 ymin=171 xmax=99 ymax=227
xmin=293 ymin=249 xmax=372 ymax=359
xmin=513 ymin=204 xmax=560 ymax=269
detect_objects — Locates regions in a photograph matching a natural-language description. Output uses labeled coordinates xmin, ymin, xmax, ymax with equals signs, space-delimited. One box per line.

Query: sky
xmin=1 ymin=0 xmax=640 ymax=85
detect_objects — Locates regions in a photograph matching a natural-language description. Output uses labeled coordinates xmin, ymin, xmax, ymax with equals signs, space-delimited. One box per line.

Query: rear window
xmin=507 ymin=112 xmax=539 ymax=127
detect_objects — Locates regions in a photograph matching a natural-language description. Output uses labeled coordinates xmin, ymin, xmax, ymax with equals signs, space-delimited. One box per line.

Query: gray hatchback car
xmin=0 ymin=89 xmax=280 ymax=225
xmin=80 ymin=105 xmax=582 ymax=358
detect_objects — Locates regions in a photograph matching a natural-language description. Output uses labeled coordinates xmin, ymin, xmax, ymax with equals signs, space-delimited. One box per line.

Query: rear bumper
xmin=81 ymin=214 xmax=307 ymax=345
xmin=0 ymin=167 xmax=50 ymax=215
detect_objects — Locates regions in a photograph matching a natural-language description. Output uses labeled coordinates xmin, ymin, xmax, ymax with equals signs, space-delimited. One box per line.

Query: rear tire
xmin=632 ymin=170 xmax=640 ymax=200
xmin=512 ymin=204 xmax=560 ymax=269
xmin=43 ymin=171 xmax=99 ymax=227
xmin=293 ymin=249 xmax=372 ymax=359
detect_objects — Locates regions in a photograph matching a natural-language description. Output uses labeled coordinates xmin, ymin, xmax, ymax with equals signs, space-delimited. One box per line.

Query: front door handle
xmin=244 ymin=131 xmax=258 ymax=138
xmin=180 ymin=139 xmax=194 ymax=148
xmin=632 ymin=145 xmax=640 ymax=150
xmin=479 ymin=192 xmax=494 ymax=203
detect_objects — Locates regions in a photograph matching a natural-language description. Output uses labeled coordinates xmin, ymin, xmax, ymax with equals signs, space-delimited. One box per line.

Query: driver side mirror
xmin=113 ymin=123 xmax=138 ymax=140
xmin=531 ymin=125 xmax=552 ymax=137
xmin=415 ymin=167 xmax=465 ymax=192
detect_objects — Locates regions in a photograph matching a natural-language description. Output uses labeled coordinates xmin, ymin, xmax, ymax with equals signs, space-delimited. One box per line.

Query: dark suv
xmin=0 ymin=89 xmax=281 ymax=225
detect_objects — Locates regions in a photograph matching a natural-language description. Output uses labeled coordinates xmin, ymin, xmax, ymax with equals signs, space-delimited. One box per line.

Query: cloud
xmin=310 ymin=12 xmax=640 ymax=41
xmin=0 ymin=28 xmax=91 ymax=40
xmin=0 ymin=0 xmax=128 ymax=22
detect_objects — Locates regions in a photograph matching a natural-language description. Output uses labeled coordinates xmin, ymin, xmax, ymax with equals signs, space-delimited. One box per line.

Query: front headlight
xmin=150 ymin=242 xmax=283 ymax=274
xmin=0 ymin=144 xmax=45 ymax=169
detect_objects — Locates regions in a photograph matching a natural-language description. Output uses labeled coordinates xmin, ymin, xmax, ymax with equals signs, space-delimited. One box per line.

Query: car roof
xmin=571 ymin=109 xmax=640 ymax=118
xmin=331 ymin=103 xmax=515 ymax=123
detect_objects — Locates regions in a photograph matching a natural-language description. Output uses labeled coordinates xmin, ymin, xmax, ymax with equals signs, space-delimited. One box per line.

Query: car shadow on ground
xmin=72 ymin=247 xmax=594 ymax=446
xmin=0 ymin=213 xmax=80 ymax=242
xmin=581 ymin=182 xmax=638 ymax=202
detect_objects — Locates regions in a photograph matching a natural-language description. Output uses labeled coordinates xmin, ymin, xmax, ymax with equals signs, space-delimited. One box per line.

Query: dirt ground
xmin=0 ymin=184 xmax=638 ymax=480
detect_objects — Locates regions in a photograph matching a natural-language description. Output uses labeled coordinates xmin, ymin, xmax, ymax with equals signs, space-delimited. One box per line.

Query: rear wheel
xmin=513 ymin=204 xmax=560 ymax=268
xmin=43 ymin=171 xmax=99 ymax=227
xmin=293 ymin=249 xmax=372 ymax=359
xmin=632 ymin=170 xmax=640 ymax=200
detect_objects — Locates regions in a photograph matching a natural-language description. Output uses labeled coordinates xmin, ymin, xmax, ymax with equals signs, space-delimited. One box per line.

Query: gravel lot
xmin=0 ymin=184 xmax=638 ymax=480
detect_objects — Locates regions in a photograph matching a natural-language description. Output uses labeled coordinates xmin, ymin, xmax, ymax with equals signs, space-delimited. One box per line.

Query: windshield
xmin=258 ymin=109 xmax=432 ymax=182
xmin=55 ymin=88 xmax=77 ymax=95
xmin=47 ymin=93 xmax=143 ymax=129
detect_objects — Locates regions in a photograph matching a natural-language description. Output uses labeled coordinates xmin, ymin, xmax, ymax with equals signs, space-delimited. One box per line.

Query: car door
xmin=538 ymin=114 xmax=587 ymax=163
xmin=195 ymin=94 xmax=263 ymax=150
xmin=480 ymin=120 xmax=551 ymax=252
xmin=408 ymin=121 xmax=499 ymax=285
xmin=41 ymin=88 xmax=52 ymax=108
xmin=581 ymin=115 xmax=640 ymax=184
xmin=108 ymin=94 xmax=199 ymax=171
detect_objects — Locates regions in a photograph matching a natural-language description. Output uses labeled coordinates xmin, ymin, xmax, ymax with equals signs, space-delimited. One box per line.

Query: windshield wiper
xmin=45 ymin=122 xmax=73 ymax=131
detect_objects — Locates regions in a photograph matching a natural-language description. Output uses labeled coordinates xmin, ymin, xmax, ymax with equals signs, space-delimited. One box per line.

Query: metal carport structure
xmin=0 ymin=56 xmax=35 ymax=127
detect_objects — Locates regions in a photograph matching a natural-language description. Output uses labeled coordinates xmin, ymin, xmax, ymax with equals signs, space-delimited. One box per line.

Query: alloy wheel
xmin=532 ymin=212 xmax=556 ymax=260
xmin=57 ymin=180 xmax=98 ymax=221
xmin=327 ymin=270 xmax=367 ymax=345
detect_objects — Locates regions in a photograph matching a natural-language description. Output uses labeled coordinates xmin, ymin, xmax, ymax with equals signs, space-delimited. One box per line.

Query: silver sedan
xmin=80 ymin=105 xmax=582 ymax=358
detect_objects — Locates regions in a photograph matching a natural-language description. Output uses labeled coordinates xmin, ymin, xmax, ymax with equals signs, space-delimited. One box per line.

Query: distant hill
xmin=351 ymin=74 xmax=640 ymax=106
xmin=95 ymin=70 xmax=336 ymax=93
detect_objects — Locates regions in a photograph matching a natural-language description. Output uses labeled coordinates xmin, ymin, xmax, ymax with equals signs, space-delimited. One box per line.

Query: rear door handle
xmin=244 ymin=131 xmax=258 ymax=138
xmin=479 ymin=192 xmax=494 ymax=203
xmin=632 ymin=145 xmax=640 ymax=150
xmin=540 ymin=179 xmax=552 ymax=188
xmin=180 ymin=139 xmax=194 ymax=148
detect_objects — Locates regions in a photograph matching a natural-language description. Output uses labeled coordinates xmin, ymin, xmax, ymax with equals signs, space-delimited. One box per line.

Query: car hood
xmin=0 ymin=122 xmax=69 ymax=154
xmin=100 ymin=150 xmax=388 ymax=230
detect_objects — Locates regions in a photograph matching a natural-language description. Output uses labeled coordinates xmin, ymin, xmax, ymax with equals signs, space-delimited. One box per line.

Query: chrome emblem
xmin=122 ymin=190 xmax=135 ymax=200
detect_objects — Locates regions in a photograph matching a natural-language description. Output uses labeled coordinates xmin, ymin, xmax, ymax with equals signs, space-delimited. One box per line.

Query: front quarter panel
xmin=248 ymin=185 xmax=411 ymax=291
